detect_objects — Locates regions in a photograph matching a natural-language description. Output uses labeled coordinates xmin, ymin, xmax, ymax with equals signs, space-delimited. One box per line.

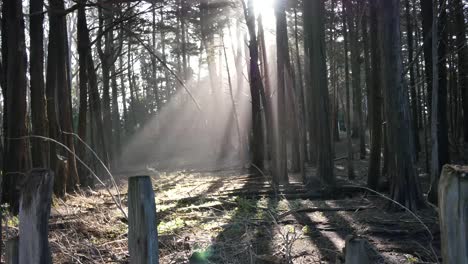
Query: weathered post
xmin=438 ymin=165 xmax=468 ymax=264
xmin=6 ymin=237 xmax=19 ymax=264
xmin=343 ymin=236 xmax=370 ymax=264
xmin=19 ymin=169 xmax=54 ymax=264
xmin=128 ymin=176 xmax=159 ymax=264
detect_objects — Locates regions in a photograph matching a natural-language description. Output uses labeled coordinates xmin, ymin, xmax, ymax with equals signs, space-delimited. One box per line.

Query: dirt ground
xmin=3 ymin=138 xmax=444 ymax=264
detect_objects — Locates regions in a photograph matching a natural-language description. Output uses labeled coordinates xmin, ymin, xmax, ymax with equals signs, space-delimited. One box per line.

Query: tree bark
xmin=304 ymin=0 xmax=335 ymax=186
xmin=47 ymin=0 xmax=80 ymax=194
xmin=292 ymin=8 xmax=307 ymax=180
xmin=376 ymin=0 xmax=424 ymax=210
xmin=77 ymin=2 xmax=90 ymax=185
xmin=119 ymin=53 xmax=129 ymax=137
xmin=420 ymin=0 xmax=433 ymax=114
xmin=429 ymin=0 xmax=449 ymax=203
xmin=361 ymin=1 xmax=371 ymax=135
xmin=111 ymin=65 xmax=121 ymax=156
xmin=453 ymin=0 xmax=468 ymax=143
xmin=405 ymin=0 xmax=421 ymax=159
xmin=345 ymin=0 xmax=365 ymax=159
xmin=29 ymin=0 xmax=48 ymax=168
xmin=342 ymin=0 xmax=355 ymax=180
xmin=367 ymin=0 xmax=383 ymax=190
xmin=1 ymin=0 xmax=28 ymax=212
xmin=241 ymin=0 xmax=266 ymax=170
xmin=97 ymin=2 xmax=114 ymax=161
xmin=258 ymin=16 xmax=274 ymax=165
xmin=274 ymin=0 xmax=289 ymax=184
xmin=77 ymin=3 xmax=109 ymax=175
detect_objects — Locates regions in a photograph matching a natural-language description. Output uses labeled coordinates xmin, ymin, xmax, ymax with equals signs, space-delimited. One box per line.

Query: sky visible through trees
xmin=0 ymin=0 xmax=467 ymax=262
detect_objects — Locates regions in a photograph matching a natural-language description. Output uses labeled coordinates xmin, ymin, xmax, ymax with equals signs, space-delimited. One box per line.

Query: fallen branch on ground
xmin=277 ymin=206 xmax=373 ymax=219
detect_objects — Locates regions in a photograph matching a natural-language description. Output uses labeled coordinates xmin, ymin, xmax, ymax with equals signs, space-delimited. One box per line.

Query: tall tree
xmin=428 ymin=0 xmax=449 ymax=203
xmin=376 ymin=0 xmax=424 ymax=210
xmin=405 ymin=0 xmax=421 ymax=159
xmin=241 ymin=0 xmax=266 ymax=170
xmin=367 ymin=0 xmax=383 ymax=189
xmin=344 ymin=0 xmax=365 ymax=159
xmin=47 ymin=0 xmax=80 ymax=194
xmin=420 ymin=0 xmax=433 ymax=112
xmin=361 ymin=1 xmax=371 ymax=134
xmin=342 ymin=0 xmax=355 ymax=180
xmin=97 ymin=1 xmax=114 ymax=161
xmin=292 ymin=7 xmax=307 ymax=178
xmin=76 ymin=0 xmax=91 ymax=185
xmin=274 ymin=0 xmax=289 ymax=184
xmin=29 ymin=0 xmax=48 ymax=168
xmin=257 ymin=15 xmax=273 ymax=165
xmin=453 ymin=0 xmax=468 ymax=143
xmin=304 ymin=0 xmax=334 ymax=186
xmin=1 ymin=0 xmax=28 ymax=212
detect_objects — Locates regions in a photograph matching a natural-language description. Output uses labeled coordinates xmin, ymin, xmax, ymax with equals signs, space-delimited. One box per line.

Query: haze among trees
xmin=0 ymin=0 xmax=467 ymax=263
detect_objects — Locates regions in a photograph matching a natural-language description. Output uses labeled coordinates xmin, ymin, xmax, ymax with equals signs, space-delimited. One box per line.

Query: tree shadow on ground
xmin=288 ymin=195 xmax=439 ymax=263
xmin=185 ymin=173 xmax=279 ymax=264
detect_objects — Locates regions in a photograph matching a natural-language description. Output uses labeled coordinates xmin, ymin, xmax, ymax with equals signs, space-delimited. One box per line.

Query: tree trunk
xmin=221 ymin=35 xmax=243 ymax=161
xmin=274 ymin=0 xmax=289 ymax=184
xmin=304 ymin=0 xmax=335 ymax=186
xmin=160 ymin=6 xmax=170 ymax=102
xmin=77 ymin=4 xmax=109 ymax=174
xmin=429 ymin=0 xmax=449 ymax=203
xmin=241 ymin=0 xmax=265 ymax=170
xmin=292 ymin=8 xmax=307 ymax=180
xmin=342 ymin=0 xmax=355 ymax=180
xmin=345 ymin=0 xmax=365 ymax=159
xmin=281 ymin=11 xmax=302 ymax=175
xmin=376 ymin=0 xmax=424 ymax=210
xmin=151 ymin=4 xmax=160 ymax=112
xmin=453 ymin=0 xmax=468 ymax=143
xmin=29 ymin=0 xmax=48 ymax=168
xmin=180 ymin=0 xmax=188 ymax=80
xmin=258 ymin=16 xmax=274 ymax=165
xmin=77 ymin=2 xmax=90 ymax=185
xmin=127 ymin=40 xmax=138 ymax=131
xmin=361 ymin=2 xmax=371 ymax=135
xmin=367 ymin=0 xmax=383 ymax=190
xmin=420 ymin=0 xmax=433 ymax=114
xmin=47 ymin=0 xmax=80 ymax=194
xmin=405 ymin=0 xmax=421 ymax=159
xmin=119 ymin=53 xmax=129 ymax=137
xmin=97 ymin=3 xmax=114 ymax=161
xmin=1 ymin=0 xmax=28 ymax=212
xmin=111 ymin=65 xmax=121 ymax=156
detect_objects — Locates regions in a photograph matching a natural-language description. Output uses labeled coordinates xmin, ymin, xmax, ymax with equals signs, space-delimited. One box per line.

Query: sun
xmin=252 ymin=0 xmax=276 ymax=28
xmin=253 ymin=0 xmax=275 ymax=11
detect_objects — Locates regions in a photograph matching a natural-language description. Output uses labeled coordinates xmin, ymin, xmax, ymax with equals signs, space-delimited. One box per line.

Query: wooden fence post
xmin=438 ymin=165 xmax=468 ymax=264
xmin=128 ymin=176 xmax=159 ymax=264
xmin=6 ymin=237 xmax=19 ymax=264
xmin=19 ymin=169 xmax=54 ymax=264
xmin=343 ymin=236 xmax=370 ymax=264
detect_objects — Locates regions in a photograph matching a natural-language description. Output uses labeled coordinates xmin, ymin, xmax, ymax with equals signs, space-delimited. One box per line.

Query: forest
xmin=0 ymin=0 xmax=467 ymax=263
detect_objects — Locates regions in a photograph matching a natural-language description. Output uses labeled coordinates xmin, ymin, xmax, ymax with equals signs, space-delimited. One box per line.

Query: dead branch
xmin=277 ymin=206 xmax=373 ymax=219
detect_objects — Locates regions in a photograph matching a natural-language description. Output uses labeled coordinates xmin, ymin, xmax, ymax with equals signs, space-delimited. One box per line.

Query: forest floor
xmin=4 ymin=139 xmax=445 ymax=264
